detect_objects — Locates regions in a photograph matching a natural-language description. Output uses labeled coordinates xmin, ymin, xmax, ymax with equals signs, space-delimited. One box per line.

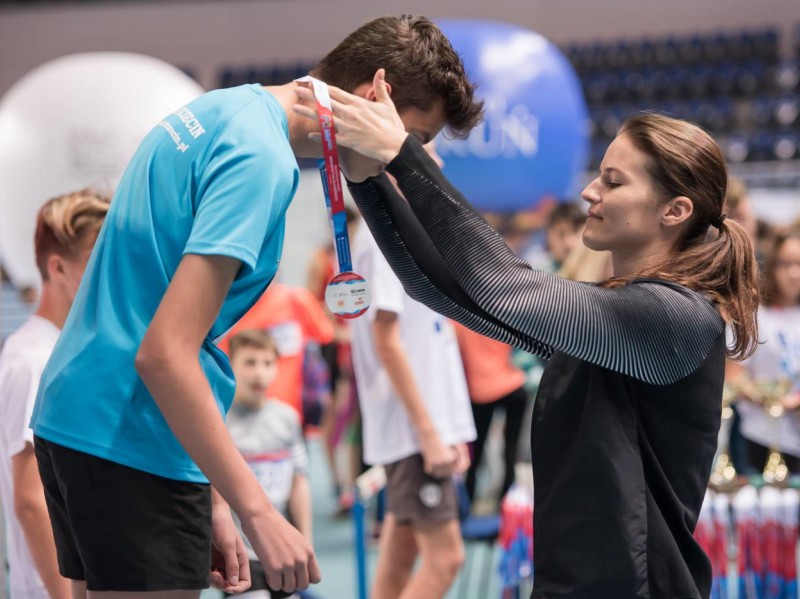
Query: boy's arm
xmin=13 ymin=444 xmax=70 ymax=599
xmin=135 ymin=253 xmax=319 ymax=593
xmin=288 ymin=474 xmax=313 ymax=542
xmin=372 ymin=309 xmax=457 ymax=478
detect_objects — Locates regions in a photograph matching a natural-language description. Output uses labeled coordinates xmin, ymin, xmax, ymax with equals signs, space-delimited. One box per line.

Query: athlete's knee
xmin=426 ymin=540 xmax=464 ymax=582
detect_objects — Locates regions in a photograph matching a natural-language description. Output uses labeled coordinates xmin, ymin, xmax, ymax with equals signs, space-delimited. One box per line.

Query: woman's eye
xmin=603 ymin=179 xmax=622 ymax=189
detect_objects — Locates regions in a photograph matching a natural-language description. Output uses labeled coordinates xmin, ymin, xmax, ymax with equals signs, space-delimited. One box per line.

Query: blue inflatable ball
xmin=436 ymin=19 xmax=589 ymax=212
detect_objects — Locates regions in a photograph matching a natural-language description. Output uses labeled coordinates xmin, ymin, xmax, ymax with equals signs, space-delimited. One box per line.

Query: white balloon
xmin=0 ymin=52 xmax=204 ymax=288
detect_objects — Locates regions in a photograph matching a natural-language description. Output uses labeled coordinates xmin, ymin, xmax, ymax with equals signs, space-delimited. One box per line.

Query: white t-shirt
xmin=0 ymin=315 xmax=60 ymax=599
xmin=737 ymin=305 xmax=800 ymax=457
xmin=350 ymin=223 xmax=476 ymax=466
xmin=225 ymin=399 xmax=308 ymax=561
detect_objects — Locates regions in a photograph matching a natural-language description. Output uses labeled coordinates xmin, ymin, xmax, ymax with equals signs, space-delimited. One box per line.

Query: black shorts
xmin=34 ymin=436 xmax=212 ymax=592
xmin=384 ymin=453 xmax=458 ymax=525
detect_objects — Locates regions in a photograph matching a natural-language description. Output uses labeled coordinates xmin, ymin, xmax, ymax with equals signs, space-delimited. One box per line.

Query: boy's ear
xmin=47 ymin=254 xmax=66 ymax=280
xmin=364 ymin=81 xmax=392 ymax=102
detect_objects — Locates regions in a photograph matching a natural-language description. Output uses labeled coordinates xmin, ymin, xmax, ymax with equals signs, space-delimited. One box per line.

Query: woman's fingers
xmin=292 ymin=103 xmax=318 ymax=122
xmin=327 ymin=84 xmax=364 ymax=105
xmin=372 ymin=68 xmax=393 ymax=105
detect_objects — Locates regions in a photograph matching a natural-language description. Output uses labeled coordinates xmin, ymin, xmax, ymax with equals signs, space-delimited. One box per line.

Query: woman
xmin=294 ymin=71 xmax=759 ymax=599
xmin=730 ymin=226 xmax=800 ymax=473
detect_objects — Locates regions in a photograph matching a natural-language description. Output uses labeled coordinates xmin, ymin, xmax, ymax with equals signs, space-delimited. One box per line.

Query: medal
xmin=296 ymin=76 xmax=371 ymax=319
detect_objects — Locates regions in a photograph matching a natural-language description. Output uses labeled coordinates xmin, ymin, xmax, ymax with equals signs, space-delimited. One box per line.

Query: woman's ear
xmin=662 ymin=196 xmax=694 ymax=228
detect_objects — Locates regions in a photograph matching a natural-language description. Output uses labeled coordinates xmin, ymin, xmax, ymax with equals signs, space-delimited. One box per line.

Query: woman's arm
xmin=135 ymin=253 xmax=320 ymax=593
xmin=349 ymin=138 xmax=724 ymax=386
xmin=295 ymin=73 xmax=724 ymax=385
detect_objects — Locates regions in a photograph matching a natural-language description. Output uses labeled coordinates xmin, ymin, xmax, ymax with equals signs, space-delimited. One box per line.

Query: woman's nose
xmin=581 ymin=180 xmax=600 ymax=204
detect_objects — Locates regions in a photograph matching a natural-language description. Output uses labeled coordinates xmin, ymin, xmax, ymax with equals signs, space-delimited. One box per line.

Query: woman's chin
xmin=581 ymin=232 xmax=607 ymax=252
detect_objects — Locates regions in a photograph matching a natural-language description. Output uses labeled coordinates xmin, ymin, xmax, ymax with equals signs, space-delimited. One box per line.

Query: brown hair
xmin=761 ymin=225 xmax=800 ymax=307
xmin=312 ymin=15 xmax=484 ymax=139
xmin=601 ymin=113 xmax=759 ymax=360
xmin=228 ymin=329 xmax=279 ymax=360
xmin=35 ymin=189 xmax=110 ymax=281
xmin=548 ymin=202 xmax=586 ymax=230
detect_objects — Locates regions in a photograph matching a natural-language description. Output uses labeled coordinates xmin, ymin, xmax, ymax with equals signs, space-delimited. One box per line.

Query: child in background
xmin=225 ymin=329 xmax=311 ymax=599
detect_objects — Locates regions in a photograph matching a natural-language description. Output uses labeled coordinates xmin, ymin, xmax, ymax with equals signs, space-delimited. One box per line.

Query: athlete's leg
xmin=399 ymin=519 xmax=464 ymax=599
xmin=371 ymin=513 xmax=418 ymax=599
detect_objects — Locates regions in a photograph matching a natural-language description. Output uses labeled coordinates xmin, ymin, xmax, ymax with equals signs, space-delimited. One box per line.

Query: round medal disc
xmin=325 ymin=271 xmax=371 ymax=319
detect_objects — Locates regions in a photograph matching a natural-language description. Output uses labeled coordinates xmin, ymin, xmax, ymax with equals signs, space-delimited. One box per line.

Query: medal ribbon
xmin=296 ymin=76 xmax=353 ymax=273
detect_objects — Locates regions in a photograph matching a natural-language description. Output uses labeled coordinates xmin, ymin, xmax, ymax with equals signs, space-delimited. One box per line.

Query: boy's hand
xmin=419 ymin=428 xmax=458 ymax=478
xmin=453 ymin=443 xmax=471 ymax=475
xmin=242 ymin=505 xmax=321 ymax=593
xmin=210 ymin=500 xmax=251 ymax=593
xmin=782 ymin=391 xmax=800 ymax=410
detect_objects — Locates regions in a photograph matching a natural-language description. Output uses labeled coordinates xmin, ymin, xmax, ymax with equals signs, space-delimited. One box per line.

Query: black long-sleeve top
xmin=347 ymin=137 xmax=726 ymax=599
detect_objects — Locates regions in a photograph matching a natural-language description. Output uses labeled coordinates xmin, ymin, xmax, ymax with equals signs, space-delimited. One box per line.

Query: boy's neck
xmin=34 ymin=284 xmax=69 ymax=330
xmin=265 ymin=82 xmax=322 ymax=159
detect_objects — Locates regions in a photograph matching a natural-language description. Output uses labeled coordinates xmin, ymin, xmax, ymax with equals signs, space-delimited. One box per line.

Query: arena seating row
xmin=565 ymin=29 xmax=780 ymax=73
xmin=214 ymin=25 xmax=800 ymax=168
xmin=577 ymin=26 xmax=800 ymax=168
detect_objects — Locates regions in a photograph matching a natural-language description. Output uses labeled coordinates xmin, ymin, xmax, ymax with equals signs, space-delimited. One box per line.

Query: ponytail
xmin=601 ymin=218 xmax=760 ymax=360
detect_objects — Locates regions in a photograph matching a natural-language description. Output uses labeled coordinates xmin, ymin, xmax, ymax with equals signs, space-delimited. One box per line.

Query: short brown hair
xmin=547 ymin=203 xmax=586 ymax=230
xmin=312 ymin=15 xmax=484 ymax=139
xmin=228 ymin=329 xmax=279 ymax=361
xmin=35 ymin=189 xmax=110 ymax=281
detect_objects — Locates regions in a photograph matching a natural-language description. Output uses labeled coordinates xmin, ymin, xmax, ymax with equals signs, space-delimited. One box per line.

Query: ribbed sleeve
xmin=347 ymin=137 xmax=724 ymax=386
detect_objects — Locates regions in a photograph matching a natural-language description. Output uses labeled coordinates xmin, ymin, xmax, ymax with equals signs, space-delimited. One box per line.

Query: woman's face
xmin=773 ymin=237 xmax=800 ymax=305
xmin=580 ymin=134 xmax=667 ymax=255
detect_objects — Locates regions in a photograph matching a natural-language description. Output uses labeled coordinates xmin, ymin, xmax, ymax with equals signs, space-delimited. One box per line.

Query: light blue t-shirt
xmin=31 ymin=84 xmax=299 ymax=482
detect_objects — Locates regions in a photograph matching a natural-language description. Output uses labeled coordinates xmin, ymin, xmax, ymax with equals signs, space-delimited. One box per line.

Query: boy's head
xmin=311 ymin=15 xmax=484 ymax=178
xmin=34 ymin=189 xmax=110 ymax=302
xmin=313 ymin=15 xmax=483 ymax=140
xmin=229 ymin=329 xmax=279 ymax=409
xmin=546 ymin=202 xmax=586 ymax=266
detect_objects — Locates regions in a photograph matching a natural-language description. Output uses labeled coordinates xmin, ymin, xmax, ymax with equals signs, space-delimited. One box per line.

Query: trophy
xmin=759 ymin=379 xmax=793 ymax=485
xmin=710 ymin=382 xmax=738 ymax=489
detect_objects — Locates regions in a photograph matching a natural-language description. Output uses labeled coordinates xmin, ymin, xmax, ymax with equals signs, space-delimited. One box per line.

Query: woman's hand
xmin=294 ymin=69 xmax=409 ymax=166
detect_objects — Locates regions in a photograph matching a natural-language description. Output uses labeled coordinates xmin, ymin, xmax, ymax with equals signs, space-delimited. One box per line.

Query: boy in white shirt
xmin=225 ymin=329 xmax=311 ymax=599
xmin=350 ymin=141 xmax=476 ymax=599
xmin=0 ymin=190 xmax=109 ymax=599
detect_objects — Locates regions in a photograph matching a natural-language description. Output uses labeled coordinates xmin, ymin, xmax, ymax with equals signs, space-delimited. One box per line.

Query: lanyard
xmin=296 ymin=76 xmax=352 ymax=273
xmin=296 ymin=76 xmax=370 ymax=319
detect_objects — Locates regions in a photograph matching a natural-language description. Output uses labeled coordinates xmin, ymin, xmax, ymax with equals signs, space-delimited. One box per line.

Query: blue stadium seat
xmin=773 ymin=130 xmax=799 ymax=160
xmin=773 ymin=93 xmax=799 ymax=127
